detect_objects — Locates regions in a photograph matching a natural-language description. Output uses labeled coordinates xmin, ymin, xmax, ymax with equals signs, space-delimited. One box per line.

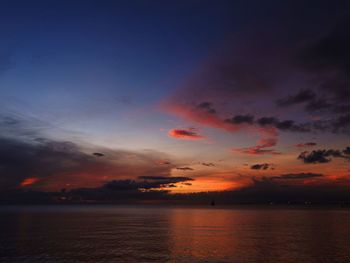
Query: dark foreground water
xmin=1 ymin=206 xmax=350 ymax=263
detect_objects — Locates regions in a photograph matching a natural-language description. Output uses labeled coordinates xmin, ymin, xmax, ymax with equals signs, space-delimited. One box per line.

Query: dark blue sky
xmin=0 ymin=0 xmax=244 ymax=146
xmin=0 ymin=0 xmax=349 ymax=193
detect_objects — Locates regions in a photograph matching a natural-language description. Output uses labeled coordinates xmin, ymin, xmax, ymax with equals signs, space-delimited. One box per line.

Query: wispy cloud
xmin=295 ymin=142 xmax=317 ymax=148
xmin=168 ymin=128 xmax=204 ymax=140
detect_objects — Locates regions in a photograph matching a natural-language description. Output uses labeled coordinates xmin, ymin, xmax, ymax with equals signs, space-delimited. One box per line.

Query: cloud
xmin=250 ymin=163 xmax=270 ymax=170
xmin=93 ymin=152 xmax=104 ymax=157
xmin=138 ymin=176 xmax=193 ymax=181
xmin=0 ymin=113 xmax=50 ymax=139
xmin=234 ymin=137 xmax=281 ymax=156
xmin=168 ymin=128 xmax=204 ymax=140
xmin=196 ymin=102 xmax=216 ymax=114
xmin=271 ymin=173 xmax=323 ymax=180
xmin=295 ymin=142 xmax=317 ymax=148
xmin=138 ymin=176 xmax=193 ymax=184
xmin=104 ymin=176 xmax=193 ymax=191
xmin=299 ymin=19 xmax=350 ymax=101
xmin=225 ymin=114 xmax=312 ymax=133
xmin=20 ymin=177 xmax=40 ymax=187
xmin=156 ymin=160 xmax=171 ymax=165
xmin=256 ymin=117 xmax=310 ymax=132
xmin=332 ymin=113 xmax=350 ymax=133
xmin=176 ymin=167 xmax=194 ymax=171
xmin=201 ymin=162 xmax=215 ymax=167
xmin=162 ymin=102 xmax=241 ymax=133
xmin=275 ymin=18 xmax=350 ymax=132
xmin=277 ymin=89 xmax=316 ymax=107
xmin=225 ymin=114 xmax=255 ymax=124
xmin=0 ymin=136 xmax=176 ymax=191
xmin=234 ymin=147 xmax=281 ymax=156
xmin=344 ymin=147 xmax=350 ymax=155
xmin=216 ymin=175 xmax=350 ymax=204
xmin=0 ymin=114 xmax=181 ymax=191
xmin=160 ymin=3 xmax=350 ymax=142
xmin=298 ymin=147 xmax=350 ymax=164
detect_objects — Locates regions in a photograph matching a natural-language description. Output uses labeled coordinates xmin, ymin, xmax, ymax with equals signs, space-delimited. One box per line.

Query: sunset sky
xmin=0 ymin=0 xmax=349 ymax=197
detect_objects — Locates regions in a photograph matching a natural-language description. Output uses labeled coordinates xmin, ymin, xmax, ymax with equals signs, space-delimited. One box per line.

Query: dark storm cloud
xmin=271 ymin=173 xmax=323 ymax=180
xmin=298 ymin=147 xmax=350 ymax=164
xmin=225 ymin=114 xmax=254 ymax=124
xmin=250 ymin=163 xmax=270 ymax=170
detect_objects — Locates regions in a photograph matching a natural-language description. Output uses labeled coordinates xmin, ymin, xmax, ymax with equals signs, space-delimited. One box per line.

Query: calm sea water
xmin=0 ymin=205 xmax=350 ymax=263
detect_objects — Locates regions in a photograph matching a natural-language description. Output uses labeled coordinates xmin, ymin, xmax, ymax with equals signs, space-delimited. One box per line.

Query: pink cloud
xmin=233 ymin=136 xmax=281 ymax=155
xmin=162 ymin=102 xmax=243 ymax=132
xmin=168 ymin=128 xmax=204 ymax=140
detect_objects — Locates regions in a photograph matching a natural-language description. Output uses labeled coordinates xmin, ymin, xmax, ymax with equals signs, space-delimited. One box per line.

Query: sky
xmin=0 ymin=0 xmax=349 ymax=199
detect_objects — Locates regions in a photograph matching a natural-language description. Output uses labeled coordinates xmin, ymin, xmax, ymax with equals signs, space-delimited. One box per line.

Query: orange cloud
xmin=20 ymin=177 xmax=39 ymax=187
xmin=162 ymin=101 xmax=281 ymax=146
xmin=162 ymin=102 xmax=243 ymax=132
xmin=233 ymin=147 xmax=281 ymax=155
xmin=156 ymin=160 xmax=171 ymax=165
xmin=168 ymin=128 xmax=204 ymax=140
xmin=233 ymin=136 xmax=281 ymax=155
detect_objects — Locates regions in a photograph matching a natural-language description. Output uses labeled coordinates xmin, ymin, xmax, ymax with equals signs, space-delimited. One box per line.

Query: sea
xmin=0 ymin=205 xmax=350 ymax=263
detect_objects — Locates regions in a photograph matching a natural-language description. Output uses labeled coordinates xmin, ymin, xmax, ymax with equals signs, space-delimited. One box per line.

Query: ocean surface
xmin=0 ymin=205 xmax=350 ymax=263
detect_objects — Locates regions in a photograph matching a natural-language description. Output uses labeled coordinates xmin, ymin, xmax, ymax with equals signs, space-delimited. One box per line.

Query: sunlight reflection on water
xmin=0 ymin=205 xmax=350 ymax=263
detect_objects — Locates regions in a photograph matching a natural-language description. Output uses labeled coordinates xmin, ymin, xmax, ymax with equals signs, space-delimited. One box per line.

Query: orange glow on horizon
xmin=167 ymin=177 xmax=244 ymax=194
xmin=20 ymin=177 xmax=39 ymax=187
